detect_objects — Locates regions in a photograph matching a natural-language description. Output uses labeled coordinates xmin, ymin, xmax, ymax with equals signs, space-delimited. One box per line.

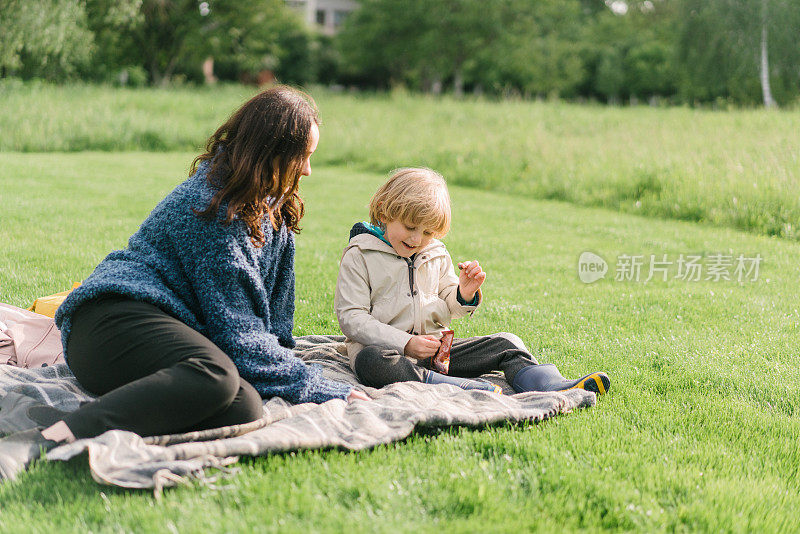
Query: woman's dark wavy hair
xmin=191 ymin=85 xmax=319 ymax=246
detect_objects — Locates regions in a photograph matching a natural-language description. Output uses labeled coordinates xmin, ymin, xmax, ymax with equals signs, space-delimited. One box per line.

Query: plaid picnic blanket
xmin=0 ymin=335 xmax=595 ymax=493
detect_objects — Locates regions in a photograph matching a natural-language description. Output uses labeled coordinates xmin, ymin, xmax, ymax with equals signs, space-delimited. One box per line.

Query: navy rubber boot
xmin=511 ymin=364 xmax=610 ymax=395
xmin=425 ymin=371 xmax=502 ymax=394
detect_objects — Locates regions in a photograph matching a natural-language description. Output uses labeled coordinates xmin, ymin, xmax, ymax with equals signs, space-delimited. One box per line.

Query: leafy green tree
xmin=80 ymin=0 xmax=310 ymax=85
xmin=583 ymin=2 xmax=679 ymax=103
xmin=677 ymin=0 xmax=800 ymax=106
xmin=128 ymin=0 xmax=206 ymax=85
xmin=200 ymin=0 xmax=311 ymax=84
xmin=625 ymin=41 xmax=674 ymax=97
xmin=485 ymin=0 xmax=590 ymax=98
xmin=339 ymin=0 xmax=517 ymax=94
xmin=309 ymin=35 xmax=342 ymax=85
xmin=82 ymin=0 xmax=144 ymax=82
xmin=338 ymin=0 xmax=591 ymax=97
xmin=336 ymin=0 xmax=430 ymax=88
xmin=422 ymin=0 xmax=507 ymax=95
xmin=595 ymin=47 xmax=626 ymax=102
xmin=0 ymin=0 xmax=94 ymax=80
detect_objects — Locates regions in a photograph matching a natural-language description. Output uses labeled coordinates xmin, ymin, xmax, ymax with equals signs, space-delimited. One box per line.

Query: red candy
xmin=432 ymin=330 xmax=454 ymax=374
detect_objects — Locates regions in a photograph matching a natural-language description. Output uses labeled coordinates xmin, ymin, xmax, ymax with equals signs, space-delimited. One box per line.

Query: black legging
xmin=62 ymin=296 xmax=263 ymax=439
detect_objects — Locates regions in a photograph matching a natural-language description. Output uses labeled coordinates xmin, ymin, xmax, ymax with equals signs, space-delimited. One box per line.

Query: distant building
xmin=285 ymin=0 xmax=358 ymax=35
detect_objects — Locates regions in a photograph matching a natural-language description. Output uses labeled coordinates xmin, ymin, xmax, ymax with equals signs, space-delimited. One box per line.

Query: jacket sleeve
xmin=334 ymin=247 xmax=413 ymax=353
xmin=438 ymin=252 xmax=480 ymax=319
xmin=176 ymin=219 xmax=352 ymax=405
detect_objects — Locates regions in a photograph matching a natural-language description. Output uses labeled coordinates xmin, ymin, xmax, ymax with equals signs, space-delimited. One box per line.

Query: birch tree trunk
xmin=760 ymin=0 xmax=777 ymax=108
xmin=453 ymin=68 xmax=464 ymax=97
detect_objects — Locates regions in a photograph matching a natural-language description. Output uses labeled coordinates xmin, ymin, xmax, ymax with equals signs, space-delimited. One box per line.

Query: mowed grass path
xmin=2 ymin=152 xmax=800 ymax=532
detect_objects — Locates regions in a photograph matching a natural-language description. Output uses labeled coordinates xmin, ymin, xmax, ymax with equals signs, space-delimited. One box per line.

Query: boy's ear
xmin=374 ymin=212 xmax=386 ymax=229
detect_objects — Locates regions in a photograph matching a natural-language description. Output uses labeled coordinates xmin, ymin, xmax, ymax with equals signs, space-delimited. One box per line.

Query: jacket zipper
xmin=405 ymin=257 xmax=415 ymax=295
xmin=405 ymin=256 xmax=417 ymax=334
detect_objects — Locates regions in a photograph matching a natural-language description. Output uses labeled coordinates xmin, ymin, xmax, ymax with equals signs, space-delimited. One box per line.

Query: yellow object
xmin=27 ymin=282 xmax=81 ymax=318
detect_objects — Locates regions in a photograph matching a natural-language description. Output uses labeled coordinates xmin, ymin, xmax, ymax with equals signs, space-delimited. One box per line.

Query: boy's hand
xmin=457 ymin=260 xmax=486 ymax=303
xmin=404 ymin=335 xmax=441 ymax=359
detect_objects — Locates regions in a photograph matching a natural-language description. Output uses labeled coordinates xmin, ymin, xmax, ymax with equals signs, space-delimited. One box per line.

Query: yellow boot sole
xmin=563 ymin=372 xmax=611 ymax=395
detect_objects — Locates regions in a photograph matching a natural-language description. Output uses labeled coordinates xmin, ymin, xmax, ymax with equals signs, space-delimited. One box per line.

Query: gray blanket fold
xmin=1 ymin=335 xmax=595 ymax=491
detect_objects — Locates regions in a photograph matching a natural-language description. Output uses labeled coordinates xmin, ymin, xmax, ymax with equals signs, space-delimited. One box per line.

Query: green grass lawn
xmin=2 ymin=83 xmax=800 ymax=241
xmin=2 ymin=152 xmax=800 ymax=532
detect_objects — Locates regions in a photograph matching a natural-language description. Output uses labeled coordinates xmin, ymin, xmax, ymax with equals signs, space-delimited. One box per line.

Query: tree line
xmin=1 ymin=0 xmax=798 ymax=107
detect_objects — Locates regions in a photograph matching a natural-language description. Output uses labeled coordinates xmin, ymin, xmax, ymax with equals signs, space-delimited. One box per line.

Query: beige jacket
xmin=334 ymin=230 xmax=480 ymax=368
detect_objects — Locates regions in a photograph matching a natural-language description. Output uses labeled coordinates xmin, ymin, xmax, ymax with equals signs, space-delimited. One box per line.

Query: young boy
xmin=334 ymin=168 xmax=610 ymax=395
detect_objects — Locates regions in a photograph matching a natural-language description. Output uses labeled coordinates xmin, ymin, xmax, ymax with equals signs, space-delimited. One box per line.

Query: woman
xmin=0 ymin=86 xmax=368 ymax=481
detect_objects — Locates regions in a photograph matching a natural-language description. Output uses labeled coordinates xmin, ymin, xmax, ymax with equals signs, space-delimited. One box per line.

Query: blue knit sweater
xmin=55 ymin=161 xmax=352 ymax=405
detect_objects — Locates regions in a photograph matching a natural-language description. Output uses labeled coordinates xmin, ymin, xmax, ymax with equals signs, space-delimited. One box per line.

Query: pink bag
xmin=0 ymin=303 xmax=65 ymax=368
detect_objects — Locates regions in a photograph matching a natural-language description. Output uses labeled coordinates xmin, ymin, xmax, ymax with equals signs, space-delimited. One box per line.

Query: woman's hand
xmin=404 ymin=335 xmax=441 ymax=359
xmin=457 ymin=260 xmax=486 ymax=303
xmin=347 ymin=389 xmax=371 ymax=402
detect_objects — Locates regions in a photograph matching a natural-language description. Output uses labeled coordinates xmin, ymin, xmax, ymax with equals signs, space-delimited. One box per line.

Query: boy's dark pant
xmin=353 ymin=333 xmax=538 ymax=388
xmin=62 ymin=296 xmax=264 ymax=439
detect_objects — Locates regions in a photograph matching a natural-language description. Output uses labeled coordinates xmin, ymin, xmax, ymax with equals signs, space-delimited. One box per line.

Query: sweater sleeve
xmin=176 ymin=217 xmax=352 ymax=405
xmin=268 ymin=232 xmax=297 ymax=348
xmin=334 ymin=247 xmax=413 ymax=353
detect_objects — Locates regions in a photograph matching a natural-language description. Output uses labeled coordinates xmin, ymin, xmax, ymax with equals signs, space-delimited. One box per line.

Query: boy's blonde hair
xmin=369 ymin=168 xmax=451 ymax=238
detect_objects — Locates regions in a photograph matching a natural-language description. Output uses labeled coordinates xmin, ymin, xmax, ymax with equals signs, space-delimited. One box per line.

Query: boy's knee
xmin=354 ymin=346 xmax=412 ymax=388
xmin=354 ymin=346 xmax=389 ymax=386
xmin=491 ymin=332 xmax=528 ymax=352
